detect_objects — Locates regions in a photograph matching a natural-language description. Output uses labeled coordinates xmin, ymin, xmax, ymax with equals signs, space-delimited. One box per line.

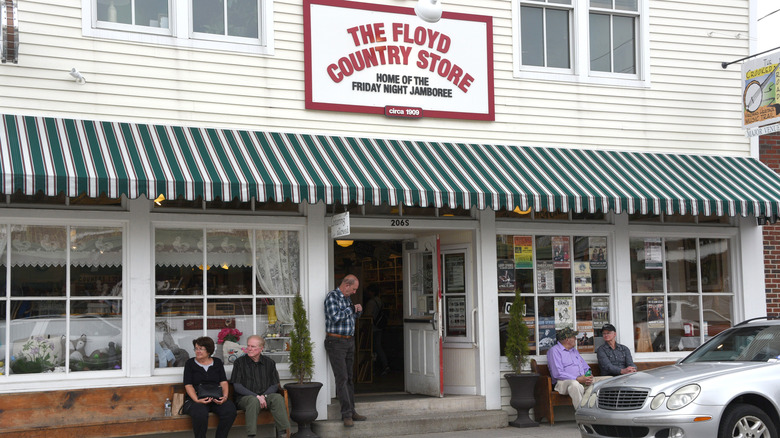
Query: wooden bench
xmin=531 ymin=359 xmax=675 ymax=425
xmin=0 ymin=383 xmax=288 ymax=438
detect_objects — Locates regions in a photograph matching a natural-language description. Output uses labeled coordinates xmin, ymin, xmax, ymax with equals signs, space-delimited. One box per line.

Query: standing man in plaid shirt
xmin=324 ymin=274 xmax=367 ymax=427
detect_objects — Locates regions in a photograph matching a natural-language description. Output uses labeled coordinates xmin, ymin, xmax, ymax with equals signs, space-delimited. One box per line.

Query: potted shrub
xmin=284 ymin=295 xmax=322 ymax=437
xmin=504 ymin=289 xmax=539 ymax=428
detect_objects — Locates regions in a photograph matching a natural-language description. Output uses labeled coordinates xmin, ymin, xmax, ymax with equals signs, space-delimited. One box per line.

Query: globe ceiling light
xmin=415 ymin=0 xmax=442 ymax=23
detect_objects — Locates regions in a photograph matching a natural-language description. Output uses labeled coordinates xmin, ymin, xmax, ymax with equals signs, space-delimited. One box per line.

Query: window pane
xmin=630 ymin=238 xmax=663 ymax=293
xmin=548 ymin=0 xmax=572 ymax=4
xmin=155 ymin=229 xmax=204 ymax=295
xmin=546 ymin=8 xmax=570 ymax=68
xmin=521 ymin=6 xmax=544 ymax=66
xmin=590 ymin=0 xmax=612 ymax=9
xmin=0 ymin=300 xmax=5 ymax=373
xmin=135 ymin=0 xmax=169 ymax=28
xmin=633 ymin=295 xmax=665 ymax=352
xmin=615 ymin=0 xmax=638 ymax=11
xmin=443 ymin=253 xmax=466 ymax=337
xmin=667 ymin=295 xmax=700 ymax=352
xmin=589 ymin=13 xmax=611 ymax=72
xmin=155 ymin=299 xmax=203 ymax=368
xmin=98 ymin=0 xmax=132 ymax=24
xmin=538 ymin=295 xmax=556 ymax=354
xmin=228 ymin=0 xmax=259 ymax=38
xmin=665 ymin=238 xmax=697 ymax=293
xmin=498 ymin=295 xmax=535 ymax=356
xmin=70 ymin=227 xmax=123 ymax=297
xmin=11 ymin=225 xmax=67 ymax=297
xmin=69 ymin=314 xmax=122 ymax=371
xmin=193 ymin=0 xmax=225 ymax=35
xmin=10 ymin=302 xmax=67 ymax=374
xmin=702 ymin=295 xmax=732 ymax=340
xmin=700 ymin=238 xmax=730 ymax=292
xmin=613 ymin=15 xmax=635 ymax=74
xmin=258 ymin=297 xmax=294 ymax=364
xmin=207 ymin=230 xmax=252 ymax=295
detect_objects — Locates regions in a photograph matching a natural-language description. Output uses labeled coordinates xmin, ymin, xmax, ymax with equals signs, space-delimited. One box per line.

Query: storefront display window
xmin=497 ymin=234 xmax=610 ymax=359
xmin=1 ymin=224 xmax=123 ymax=375
xmin=630 ymin=237 xmax=733 ymax=353
xmin=154 ymin=228 xmax=299 ymax=368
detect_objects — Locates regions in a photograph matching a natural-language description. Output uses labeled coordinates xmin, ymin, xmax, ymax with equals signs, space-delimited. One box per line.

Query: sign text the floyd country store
xmin=304 ymin=0 xmax=494 ymax=120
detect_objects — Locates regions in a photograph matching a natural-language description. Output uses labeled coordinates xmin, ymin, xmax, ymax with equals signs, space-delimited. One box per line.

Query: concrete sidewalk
xmin=401 ymin=422 xmax=581 ymax=438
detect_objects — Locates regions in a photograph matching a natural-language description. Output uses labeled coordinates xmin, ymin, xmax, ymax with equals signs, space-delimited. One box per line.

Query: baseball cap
xmin=556 ymin=327 xmax=579 ymax=341
xmin=602 ymin=323 xmax=617 ymax=333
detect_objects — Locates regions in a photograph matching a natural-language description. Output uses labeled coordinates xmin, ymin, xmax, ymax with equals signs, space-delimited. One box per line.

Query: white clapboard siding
xmin=0 ymin=0 xmax=752 ymax=155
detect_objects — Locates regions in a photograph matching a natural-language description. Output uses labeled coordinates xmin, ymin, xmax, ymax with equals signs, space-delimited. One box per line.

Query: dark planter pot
xmin=284 ymin=381 xmax=323 ymax=438
xmin=505 ymin=373 xmax=539 ymax=428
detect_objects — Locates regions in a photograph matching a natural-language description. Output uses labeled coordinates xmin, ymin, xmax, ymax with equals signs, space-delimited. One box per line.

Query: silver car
xmin=576 ymin=318 xmax=780 ymax=438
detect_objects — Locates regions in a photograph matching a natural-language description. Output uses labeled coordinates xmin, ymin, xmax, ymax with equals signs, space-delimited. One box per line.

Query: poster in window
xmin=644 ymin=238 xmax=663 ymax=270
xmin=577 ymin=320 xmax=595 ymax=353
xmin=647 ymin=297 xmax=665 ymax=328
xmin=497 ymin=259 xmax=516 ymax=292
xmin=589 ymin=237 xmax=607 ymax=269
xmin=536 ymin=261 xmax=555 ymax=293
xmin=554 ymin=297 xmax=573 ymax=329
xmin=445 ymin=254 xmax=465 ymax=292
xmin=552 ymin=236 xmax=570 ymax=269
xmin=592 ymin=297 xmax=609 ymax=329
xmin=538 ymin=316 xmax=556 ymax=353
xmin=574 ymin=262 xmax=592 ymax=293
xmin=524 ymin=316 xmax=536 ymax=354
xmin=513 ymin=236 xmax=533 ymax=269
xmin=447 ymin=296 xmax=466 ymax=332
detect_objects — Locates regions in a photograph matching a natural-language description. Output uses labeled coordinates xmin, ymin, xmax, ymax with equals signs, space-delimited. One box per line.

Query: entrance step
xmin=312 ymin=394 xmax=508 ymax=437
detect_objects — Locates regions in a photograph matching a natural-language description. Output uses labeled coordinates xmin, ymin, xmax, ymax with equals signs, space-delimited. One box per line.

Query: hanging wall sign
xmin=304 ymin=0 xmax=494 ymax=120
xmin=742 ymin=49 xmax=780 ymax=136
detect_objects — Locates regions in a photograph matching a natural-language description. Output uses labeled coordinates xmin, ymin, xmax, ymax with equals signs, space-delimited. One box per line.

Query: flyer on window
xmin=592 ymin=297 xmax=609 ymax=329
xmin=574 ymin=262 xmax=592 ymax=293
xmin=554 ymin=297 xmax=573 ymax=328
xmin=513 ymin=235 xmax=533 ymax=269
xmin=538 ymin=316 xmax=556 ymax=352
xmin=552 ymin=236 xmax=570 ymax=269
xmin=589 ymin=237 xmax=607 ymax=269
xmin=577 ymin=320 xmax=595 ymax=353
xmin=523 ymin=316 xmax=536 ymax=354
xmin=536 ymin=261 xmax=555 ymax=293
xmin=644 ymin=238 xmax=663 ymax=270
xmin=647 ymin=297 xmax=665 ymax=328
xmin=497 ymin=259 xmax=515 ymax=292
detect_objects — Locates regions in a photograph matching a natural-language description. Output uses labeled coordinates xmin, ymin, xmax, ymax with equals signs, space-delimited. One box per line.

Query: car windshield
xmin=682 ymin=325 xmax=780 ymax=363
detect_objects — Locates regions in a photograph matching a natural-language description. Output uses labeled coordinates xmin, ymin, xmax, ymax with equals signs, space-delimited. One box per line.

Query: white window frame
xmin=81 ymin=0 xmax=275 ymax=56
xmin=512 ymin=0 xmax=650 ymax=87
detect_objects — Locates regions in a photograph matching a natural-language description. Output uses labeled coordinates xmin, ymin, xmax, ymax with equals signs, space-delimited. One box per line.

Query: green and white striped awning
xmin=4 ymin=114 xmax=780 ymax=218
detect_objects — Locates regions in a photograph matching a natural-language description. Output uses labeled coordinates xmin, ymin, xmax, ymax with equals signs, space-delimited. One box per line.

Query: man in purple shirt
xmin=546 ymin=327 xmax=609 ymax=407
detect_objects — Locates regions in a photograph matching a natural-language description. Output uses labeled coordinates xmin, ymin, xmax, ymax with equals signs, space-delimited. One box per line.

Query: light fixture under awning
xmin=4 ymin=114 xmax=780 ymax=219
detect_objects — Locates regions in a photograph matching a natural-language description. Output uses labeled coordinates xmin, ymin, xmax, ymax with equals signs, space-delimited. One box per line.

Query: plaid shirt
xmin=324 ymin=287 xmax=360 ymax=336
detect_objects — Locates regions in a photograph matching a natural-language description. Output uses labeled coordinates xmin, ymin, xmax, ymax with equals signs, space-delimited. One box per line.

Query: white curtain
xmin=255 ymin=230 xmax=300 ymax=324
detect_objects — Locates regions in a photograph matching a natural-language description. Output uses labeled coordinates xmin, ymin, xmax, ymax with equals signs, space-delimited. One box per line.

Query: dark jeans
xmin=325 ymin=336 xmax=356 ymax=419
xmin=188 ymin=399 xmax=237 ymax=438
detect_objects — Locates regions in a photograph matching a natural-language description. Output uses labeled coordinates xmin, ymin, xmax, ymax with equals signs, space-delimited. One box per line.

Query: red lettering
xmin=327 ymin=64 xmax=343 ymax=82
xmin=437 ymin=34 xmax=451 ymax=53
xmin=458 ymin=73 xmax=474 ymax=93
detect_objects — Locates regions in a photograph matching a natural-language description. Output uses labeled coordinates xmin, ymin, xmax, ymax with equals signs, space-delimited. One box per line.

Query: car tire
xmin=719 ymin=403 xmax=777 ymax=438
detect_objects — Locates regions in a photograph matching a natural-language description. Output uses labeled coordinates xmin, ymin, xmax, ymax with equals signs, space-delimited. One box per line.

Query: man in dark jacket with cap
xmin=596 ymin=323 xmax=637 ymax=376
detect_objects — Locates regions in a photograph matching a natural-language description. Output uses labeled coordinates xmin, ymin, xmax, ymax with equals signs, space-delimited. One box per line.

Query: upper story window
xmin=519 ymin=0 xmax=573 ymax=71
xmin=589 ymin=0 xmax=638 ymax=74
xmin=84 ymin=0 xmax=274 ymax=55
xmin=514 ymin=0 xmax=647 ymax=86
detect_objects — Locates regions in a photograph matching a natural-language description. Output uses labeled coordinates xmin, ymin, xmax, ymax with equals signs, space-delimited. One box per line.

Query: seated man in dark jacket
xmin=596 ymin=323 xmax=637 ymax=376
xmin=231 ymin=335 xmax=291 ymax=438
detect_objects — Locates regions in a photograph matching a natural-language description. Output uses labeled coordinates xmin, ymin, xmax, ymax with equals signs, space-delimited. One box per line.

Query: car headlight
xmin=588 ymin=390 xmax=598 ymax=408
xmin=650 ymin=393 xmax=666 ymax=410
xmin=666 ymin=384 xmax=700 ymax=410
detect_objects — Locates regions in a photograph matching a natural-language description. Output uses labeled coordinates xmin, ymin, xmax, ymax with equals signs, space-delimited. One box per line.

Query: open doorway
xmin=333 ymin=239 xmax=404 ymax=394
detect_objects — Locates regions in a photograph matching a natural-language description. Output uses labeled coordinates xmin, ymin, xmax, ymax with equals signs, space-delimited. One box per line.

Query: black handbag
xmin=196 ymin=383 xmax=223 ymax=399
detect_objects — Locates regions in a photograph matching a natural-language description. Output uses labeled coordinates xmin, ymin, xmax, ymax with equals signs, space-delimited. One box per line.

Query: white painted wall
xmin=0 ymin=0 xmax=750 ymax=156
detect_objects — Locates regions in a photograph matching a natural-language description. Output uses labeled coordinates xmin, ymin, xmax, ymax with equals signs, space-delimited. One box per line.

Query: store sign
xmin=742 ymin=49 xmax=780 ymax=136
xmin=304 ymin=0 xmax=494 ymax=120
xmin=331 ymin=212 xmax=350 ymax=238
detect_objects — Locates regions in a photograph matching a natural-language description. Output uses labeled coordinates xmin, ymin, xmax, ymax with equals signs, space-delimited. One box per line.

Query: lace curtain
xmin=255 ymin=230 xmax=300 ymax=323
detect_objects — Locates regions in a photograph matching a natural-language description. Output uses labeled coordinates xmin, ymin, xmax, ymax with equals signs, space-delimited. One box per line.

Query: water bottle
xmin=164 ymin=398 xmax=172 ymax=417
xmin=585 ymin=369 xmax=592 ymax=377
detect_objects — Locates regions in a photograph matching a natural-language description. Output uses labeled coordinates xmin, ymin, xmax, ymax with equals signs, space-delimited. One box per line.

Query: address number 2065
xmin=391 ymin=219 xmax=410 ymax=227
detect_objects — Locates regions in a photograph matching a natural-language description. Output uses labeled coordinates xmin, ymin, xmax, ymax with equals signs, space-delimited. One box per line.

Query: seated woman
xmin=183 ymin=336 xmax=237 ymax=438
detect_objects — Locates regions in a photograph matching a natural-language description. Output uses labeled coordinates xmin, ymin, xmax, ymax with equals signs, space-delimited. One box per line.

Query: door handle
xmin=431 ymin=318 xmax=437 ymax=331
xmin=471 ymin=307 xmax=478 ymax=347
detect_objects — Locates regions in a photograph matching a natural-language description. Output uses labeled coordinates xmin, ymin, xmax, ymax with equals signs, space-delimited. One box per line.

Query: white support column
xmin=612 ymin=213 xmax=635 ymax=349
xmin=305 ymin=201 xmax=331 ymax=419
xmin=738 ymin=216 xmax=766 ymax=321
xmin=126 ymin=196 xmax=154 ymax=378
xmin=477 ymin=209 xmax=501 ymax=409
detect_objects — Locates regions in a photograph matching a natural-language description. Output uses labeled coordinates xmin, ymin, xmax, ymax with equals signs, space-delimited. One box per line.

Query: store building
xmin=0 ymin=0 xmax=777 ymax=422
